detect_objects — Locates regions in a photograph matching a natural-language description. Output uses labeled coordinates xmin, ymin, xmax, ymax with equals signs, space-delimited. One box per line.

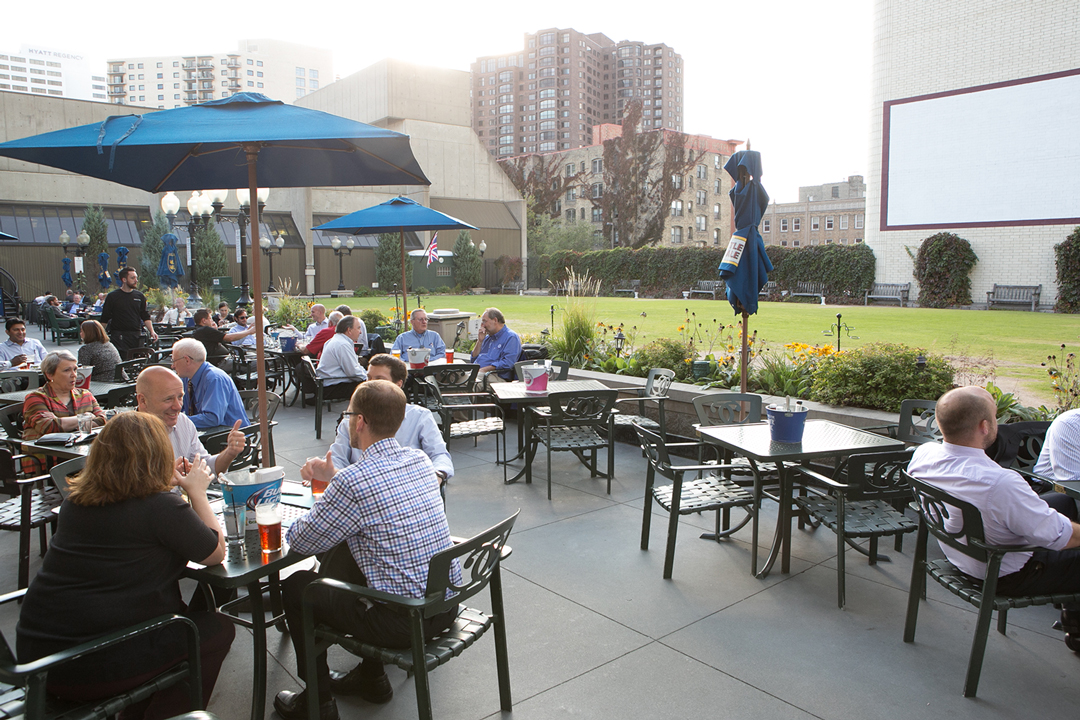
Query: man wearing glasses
xmin=170 ymin=338 xmax=247 ymax=430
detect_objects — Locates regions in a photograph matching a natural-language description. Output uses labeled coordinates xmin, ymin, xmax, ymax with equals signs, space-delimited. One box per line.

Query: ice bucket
xmin=407 ymin=347 xmax=430 ymax=369
xmin=522 ymin=364 xmax=549 ymax=394
xmin=766 ymin=404 xmax=809 ymax=443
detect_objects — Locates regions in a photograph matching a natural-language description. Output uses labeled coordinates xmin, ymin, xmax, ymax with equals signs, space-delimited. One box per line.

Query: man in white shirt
xmin=1034 ymin=409 xmax=1080 ymax=483
xmin=0 ymin=318 xmax=47 ymax=369
xmin=391 ymin=309 xmax=446 ymax=359
xmin=316 ymin=316 xmax=368 ymax=400
xmin=303 ymin=304 xmax=329 ymax=342
xmin=135 ymin=365 xmax=247 ymax=475
xmin=908 ymin=386 xmax=1080 ymax=651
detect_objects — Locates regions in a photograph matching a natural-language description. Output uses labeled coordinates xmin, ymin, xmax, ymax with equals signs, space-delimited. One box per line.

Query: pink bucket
xmin=523 ymin=364 xmax=549 ymax=394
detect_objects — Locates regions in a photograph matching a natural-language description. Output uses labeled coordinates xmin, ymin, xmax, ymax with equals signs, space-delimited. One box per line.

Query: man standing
xmin=391 ymin=309 xmax=445 ymax=359
xmin=191 ymin=309 xmax=256 ymax=368
xmin=330 ymin=353 xmax=453 ymax=486
xmin=0 ymin=318 xmax=47 ymax=369
xmin=170 ymin=338 xmax=247 ymax=430
xmin=316 ymin=316 xmax=368 ymax=401
xmin=135 ymin=366 xmax=247 ymax=475
xmin=469 ymin=307 xmax=521 ymax=383
xmin=100 ymin=267 xmax=156 ymax=358
xmin=273 ymin=380 xmax=459 ymax=720
xmin=908 ymin=386 xmax=1080 ymax=652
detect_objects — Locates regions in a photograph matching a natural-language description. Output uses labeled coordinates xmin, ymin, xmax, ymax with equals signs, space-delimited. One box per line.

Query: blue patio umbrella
xmin=0 ymin=231 xmax=15 ymax=241
xmin=0 ymin=92 xmax=431 ymax=488
xmin=314 ymin=196 xmax=475 ymax=317
xmin=113 ymin=247 xmax=129 ymax=286
xmin=61 ymin=258 xmax=73 ymax=289
xmin=157 ymin=233 xmax=185 ymax=288
xmin=721 ymin=149 xmax=774 ymax=392
xmin=97 ymin=252 xmax=112 ymax=289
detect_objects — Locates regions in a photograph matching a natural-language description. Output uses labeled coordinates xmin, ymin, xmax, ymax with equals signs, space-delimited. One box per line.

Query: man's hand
xmin=225 ymin=419 xmax=246 ymax=454
xmin=150 ymin=330 xmax=159 ymax=342
xmin=300 ymin=449 xmax=335 ymax=488
xmin=9 ymin=354 xmax=26 ymax=366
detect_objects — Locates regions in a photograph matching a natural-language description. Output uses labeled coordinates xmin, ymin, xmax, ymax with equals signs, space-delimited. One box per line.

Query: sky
xmin=2 ymin=0 xmax=873 ymax=203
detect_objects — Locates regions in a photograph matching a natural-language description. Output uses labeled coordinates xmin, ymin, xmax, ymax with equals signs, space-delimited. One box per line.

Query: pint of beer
xmin=256 ymin=504 xmax=282 ymax=554
xmin=310 ymin=477 xmax=329 ymax=497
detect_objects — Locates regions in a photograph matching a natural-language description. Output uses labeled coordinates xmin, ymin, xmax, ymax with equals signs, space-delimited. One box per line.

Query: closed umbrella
xmin=157 ymin=233 xmax=185 ymax=289
xmin=0 ymin=93 xmax=430 ymax=469
xmin=96 ymin=252 xmax=112 ymax=290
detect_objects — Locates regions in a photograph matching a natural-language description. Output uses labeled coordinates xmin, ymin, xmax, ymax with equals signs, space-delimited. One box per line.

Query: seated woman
xmin=22 ymin=350 xmax=106 ymax=472
xmin=77 ymin=320 xmax=122 ymax=381
xmin=16 ymin=412 xmax=233 ymax=719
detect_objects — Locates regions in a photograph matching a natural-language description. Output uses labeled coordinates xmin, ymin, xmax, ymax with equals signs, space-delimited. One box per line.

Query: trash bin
xmin=211 ymin=276 xmax=240 ymax=306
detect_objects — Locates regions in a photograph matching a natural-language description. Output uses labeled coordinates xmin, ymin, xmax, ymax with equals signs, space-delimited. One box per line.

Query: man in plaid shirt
xmin=275 ymin=380 xmax=460 ymax=720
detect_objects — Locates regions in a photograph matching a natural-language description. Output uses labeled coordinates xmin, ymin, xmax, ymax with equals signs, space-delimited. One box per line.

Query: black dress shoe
xmin=273 ymin=689 xmax=339 ymax=720
xmin=328 ymin=665 xmax=393 ymax=703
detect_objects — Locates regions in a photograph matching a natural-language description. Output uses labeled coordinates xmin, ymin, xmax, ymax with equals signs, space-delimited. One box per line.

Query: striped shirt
xmin=1034 ymin=408 xmax=1080 ymax=482
xmin=286 ymin=437 xmax=459 ymax=598
xmin=22 ymin=384 xmax=105 ymax=472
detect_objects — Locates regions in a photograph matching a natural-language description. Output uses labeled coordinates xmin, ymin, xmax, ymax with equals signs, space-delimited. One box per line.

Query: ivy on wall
xmin=913 ymin=232 xmax=978 ymax=308
xmin=1054 ymin=226 xmax=1080 ymax=313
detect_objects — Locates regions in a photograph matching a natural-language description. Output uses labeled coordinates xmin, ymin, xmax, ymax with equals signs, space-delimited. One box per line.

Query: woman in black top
xmin=16 ymin=412 xmax=234 ymax=719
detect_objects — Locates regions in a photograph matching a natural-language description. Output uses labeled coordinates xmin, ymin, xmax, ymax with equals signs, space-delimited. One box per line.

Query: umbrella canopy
xmin=0 ymin=93 xmax=430 ymax=472
xmin=0 ymin=93 xmax=430 ymax=193
xmin=720 ymin=150 xmax=773 ymax=316
xmin=313 ymin=196 xmax=475 ymax=316
xmin=0 ymin=231 xmax=15 ymax=241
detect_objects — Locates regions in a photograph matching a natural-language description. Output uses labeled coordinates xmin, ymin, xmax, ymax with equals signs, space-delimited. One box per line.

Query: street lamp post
xmin=260 ymin=231 xmax=286 ymax=292
xmin=210 ymin=187 xmax=269 ymax=308
xmin=58 ymin=229 xmax=91 ymax=291
xmin=161 ymin=190 xmax=213 ymax=307
xmin=330 ymin=236 xmax=355 ymax=292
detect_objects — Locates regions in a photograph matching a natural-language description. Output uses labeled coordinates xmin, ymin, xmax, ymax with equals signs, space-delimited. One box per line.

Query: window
xmin=840 ymin=215 xmax=849 ymax=230
xmin=831 ymin=186 xmax=840 ymax=198
xmin=296 ymin=67 xmax=306 ymax=77
xmin=565 ymin=209 xmax=575 ymax=223
xmin=714 ymin=179 xmax=721 ymax=193
xmin=671 ymin=226 xmax=683 ymax=244
xmin=714 ymin=228 xmax=722 ymax=244
xmin=565 ymin=163 xmax=575 ymax=177
xmin=591 ymin=207 xmax=602 ymax=222
xmin=792 ymin=218 xmax=801 ymax=231
xmin=591 ymin=158 xmax=603 ymax=173
xmin=811 ymin=216 xmax=819 ymax=231
xmin=671 ymin=174 xmax=682 ymax=189
xmin=310 ymin=69 xmax=319 ymax=79
xmin=670 ymin=200 xmax=683 ymax=217
xmin=825 ymin=216 xmax=834 ymax=230
xmin=296 ymin=78 xmax=305 ymax=87
xmin=696 ymin=164 xmax=707 ymax=179
xmin=793 ymin=240 xmax=800 ymax=247
xmin=855 ymin=214 xmax=864 ymax=229
xmin=695 ymin=215 xmax=706 ymax=232
xmin=566 ymin=187 xmax=577 ymax=201
xmin=762 ymin=219 xmax=770 ymax=233
xmin=713 ymin=203 xmax=721 ymax=220
xmin=591 ymin=183 xmax=603 ymax=198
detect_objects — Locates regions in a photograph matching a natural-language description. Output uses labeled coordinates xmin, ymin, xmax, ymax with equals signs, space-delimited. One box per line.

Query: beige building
xmin=106 ymin=39 xmax=334 ymax=109
xmin=0 ymin=58 xmax=526 ymax=298
xmin=472 ymin=28 xmax=684 ymax=157
xmin=761 ymin=176 xmax=866 ymax=248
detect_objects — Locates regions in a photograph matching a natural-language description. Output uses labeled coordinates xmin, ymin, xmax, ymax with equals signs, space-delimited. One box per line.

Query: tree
xmin=499 ymin=154 xmax=583 ymax=222
xmin=139 ymin=211 xmax=170 ymax=289
xmin=375 ymin=232 xmax=404 ymax=294
xmin=193 ymin=219 xmax=228 ymax=297
xmin=452 ymin=231 xmax=482 ymax=289
xmin=528 ymin=208 xmax=600 ymax=256
xmin=914 ymin=232 xmax=978 ymax=308
xmin=594 ymin=101 xmax=699 ymax=248
xmin=79 ymin=204 xmax=109 ymax=292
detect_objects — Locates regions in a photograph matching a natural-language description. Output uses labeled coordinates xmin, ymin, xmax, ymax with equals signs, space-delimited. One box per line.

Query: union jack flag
xmin=426 ymin=232 xmax=439 ymax=267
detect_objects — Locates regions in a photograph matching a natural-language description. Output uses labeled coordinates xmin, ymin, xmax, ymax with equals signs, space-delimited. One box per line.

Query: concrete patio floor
xmin=2 ymin=334 xmax=1078 ymax=719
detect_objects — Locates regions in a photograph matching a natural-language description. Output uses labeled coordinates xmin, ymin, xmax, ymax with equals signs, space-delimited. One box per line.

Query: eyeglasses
xmin=341 ymin=411 xmax=362 ymax=419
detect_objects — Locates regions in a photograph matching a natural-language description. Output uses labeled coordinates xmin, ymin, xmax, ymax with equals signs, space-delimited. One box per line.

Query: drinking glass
xmin=255 ymin=504 xmax=282 ymax=554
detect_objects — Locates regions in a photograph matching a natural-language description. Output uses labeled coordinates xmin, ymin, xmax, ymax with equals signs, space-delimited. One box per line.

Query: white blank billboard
xmin=881 ymin=69 xmax=1080 ymax=230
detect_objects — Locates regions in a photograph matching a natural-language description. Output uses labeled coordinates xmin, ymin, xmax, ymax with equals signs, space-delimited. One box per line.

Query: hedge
xmin=1054 ymin=226 xmax=1080 ymax=313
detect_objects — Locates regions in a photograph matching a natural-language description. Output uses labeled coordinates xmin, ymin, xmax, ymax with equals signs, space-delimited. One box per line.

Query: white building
xmin=0 ymin=44 xmax=106 ymax=102
xmin=106 ymin=38 xmax=333 ymax=109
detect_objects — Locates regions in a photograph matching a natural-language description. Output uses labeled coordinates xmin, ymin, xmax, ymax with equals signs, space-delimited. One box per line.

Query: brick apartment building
xmin=471 ymin=28 xmax=684 ymax=157
xmin=760 ymin=175 xmax=866 ymax=248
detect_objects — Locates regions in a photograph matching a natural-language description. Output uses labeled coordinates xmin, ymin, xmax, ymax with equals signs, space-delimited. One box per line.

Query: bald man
xmin=908 ymin=386 xmax=1080 ymax=652
xmin=136 ymin=365 xmax=247 ymax=476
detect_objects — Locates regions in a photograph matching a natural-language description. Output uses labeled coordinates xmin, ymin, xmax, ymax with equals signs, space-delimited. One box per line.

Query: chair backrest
xmin=985 ymin=420 xmax=1052 ymax=473
xmin=904 ymin=470 xmax=992 ymax=566
xmin=547 ymin=389 xmax=618 ymax=427
xmin=513 ymin=360 xmax=570 ymax=382
xmin=238 ymin=390 xmax=282 ymax=422
xmin=49 ymin=455 xmax=87 ymax=500
xmin=104 ymin=384 xmax=138 ymax=409
xmin=693 ymin=392 xmax=763 ymax=426
xmin=113 ymin=358 xmax=147 ymax=383
xmin=643 ymin=368 xmax=675 ymax=399
xmin=365 ymin=333 xmax=386 ymax=357
xmin=422 ymin=363 xmax=481 ymax=392
xmin=0 ymin=404 xmax=25 ymax=440
xmin=202 ymin=423 xmax=270 ymax=471
xmin=299 ymin=356 xmax=321 ymax=394
xmin=423 ymin=511 xmax=518 ymax=617
xmin=0 ymin=371 xmax=39 ymax=394
xmin=633 ymin=422 xmax=678 ymax=482
xmin=833 ymin=449 xmax=915 ymax=501
xmin=897 ymin=399 xmax=941 ymax=445
xmin=126 ymin=347 xmax=154 ymax=362
xmin=518 ymin=344 xmax=548 ymax=362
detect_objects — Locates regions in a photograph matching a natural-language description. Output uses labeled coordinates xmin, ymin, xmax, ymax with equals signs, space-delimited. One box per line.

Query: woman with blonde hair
xmin=22 ymin=350 xmax=105 ymax=472
xmin=16 ymin=412 xmax=233 ymax=719
xmin=77 ymin=319 xmax=121 ymax=381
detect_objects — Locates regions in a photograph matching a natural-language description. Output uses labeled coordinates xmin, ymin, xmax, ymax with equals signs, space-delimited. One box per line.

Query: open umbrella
xmin=0 ymin=231 xmax=15 ymax=241
xmin=0 ymin=93 xmax=430 ymax=471
xmin=313 ymin=196 xmax=475 ymax=318
xmin=720 ymin=149 xmax=773 ymax=393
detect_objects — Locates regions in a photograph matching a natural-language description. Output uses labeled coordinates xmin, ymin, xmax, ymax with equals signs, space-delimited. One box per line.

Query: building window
xmin=831 ymin=186 xmax=840 ymax=198
xmin=671 ymin=174 xmax=683 ymax=189
xmin=840 ymin=215 xmax=849 ymax=230
xmin=825 ymin=216 xmax=834 ymax=230
xmin=591 ymin=158 xmax=603 ymax=173
xmin=793 ymin=240 xmax=800 ymax=247
xmin=671 ymin=226 xmax=683 ymax=244
xmin=565 ymin=209 xmax=575 ymax=223
xmin=792 ymin=218 xmax=801 ymax=231
xmin=762 ymin=218 xmax=770 ymax=233
xmin=296 ymin=67 xmax=306 ymax=77
xmin=713 ymin=203 xmax=721 ymax=220
xmin=713 ymin=228 xmax=721 ymax=244
xmin=780 ymin=218 xmax=788 ymax=232
xmin=696 ymin=190 xmax=707 ymax=205
xmin=855 ymin=214 xmax=864 ymax=229
xmin=811 ymin=216 xmax=819 ymax=231
xmin=591 ymin=183 xmax=603 ymax=198
xmin=592 ymin=207 xmax=602 ymax=222
xmin=670 ymin=200 xmax=683 ymax=217
xmin=566 ymin=187 xmax=577 ymax=201
xmin=695 ymin=215 xmax=706 ymax=232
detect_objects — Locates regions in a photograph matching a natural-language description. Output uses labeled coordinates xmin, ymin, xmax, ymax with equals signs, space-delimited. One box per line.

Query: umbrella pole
xmin=400 ymin=229 xmax=408 ymax=319
xmin=244 ymin=145 xmax=271 ymax=469
xmin=740 ymin=310 xmax=749 ymax=395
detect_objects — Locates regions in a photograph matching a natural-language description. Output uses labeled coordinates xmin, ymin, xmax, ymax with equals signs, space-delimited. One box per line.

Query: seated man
xmin=192 ymin=309 xmax=255 ymax=369
xmin=303 ymin=303 xmax=329 ymax=342
xmin=228 ymin=309 xmax=257 ymax=347
xmin=302 ymin=311 xmax=343 ymax=358
xmin=391 ymin=308 xmax=446 ymax=359
xmin=316 ymin=316 xmax=368 ymax=401
xmin=908 ymin=386 xmax=1080 ymax=652
xmin=1035 ymin=408 xmax=1080 ymax=483
xmin=0 ymin=318 xmax=47 ymax=369
xmin=469 ymin=307 xmax=521 ymax=384
xmin=274 ymin=380 xmax=459 ymax=719
xmin=170 ymin=338 xmax=248 ymax=430
xmin=136 ymin=365 xmax=247 ymax=475
xmin=330 ymin=353 xmax=453 ymax=487
xmin=92 ymin=293 xmax=106 ymax=312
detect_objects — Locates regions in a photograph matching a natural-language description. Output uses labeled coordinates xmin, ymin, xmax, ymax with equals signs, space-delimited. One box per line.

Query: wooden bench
xmin=553 ymin=280 xmax=582 ymax=296
xmin=791 ymin=281 xmax=825 ymax=302
xmin=864 ymin=282 xmax=910 ymax=307
xmin=758 ymin=280 xmax=777 ymax=299
xmin=614 ymin=280 xmax=641 ymax=296
xmin=501 ymin=281 xmax=524 ymax=294
xmin=986 ymin=283 xmax=1041 ymax=311
xmin=688 ymin=280 xmax=726 ymax=299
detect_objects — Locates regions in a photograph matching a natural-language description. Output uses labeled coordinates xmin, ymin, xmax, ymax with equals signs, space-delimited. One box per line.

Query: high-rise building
xmin=471 ymin=28 xmax=683 ymax=157
xmin=105 ymin=38 xmax=333 ymax=109
xmin=0 ymin=44 xmax=106 ymax=102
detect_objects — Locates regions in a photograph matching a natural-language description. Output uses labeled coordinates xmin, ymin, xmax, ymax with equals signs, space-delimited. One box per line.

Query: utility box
xmin=211 ymin=276 xmax=240 ymax=306
xmin=426 ymin=308 xmax=474 ymax=350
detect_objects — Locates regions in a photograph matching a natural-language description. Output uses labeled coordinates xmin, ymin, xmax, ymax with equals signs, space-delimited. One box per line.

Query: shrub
xmin=546 ymin=270 xmax=601 ymax=365
xmin=633 ymin=337 xmax=695 ymax=382
xmin=1054 ymin=226 xmax=1080 ymax=313
xmin=914 ymin=232 xmax=978 ymax=307
xmin=359 ymin=308 xmax=389 ymax=331
xmin=270 ymin=295 xmax=312 ymax=327
xmin=434 ymin=286 xmax=454 ymax=294
xmin=809 ymin=342 xmax=955 ymax=412
xmin=1042 ymin=344 xmax=1080 ymax=413
xmin=494 ymin=255 xmax=523 ymax=285
xmin=352 ymin=286 xmax=377 ymax=298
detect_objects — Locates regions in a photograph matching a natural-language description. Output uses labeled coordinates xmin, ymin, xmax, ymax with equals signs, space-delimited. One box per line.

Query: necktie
xmin=188 ymin=380 xmax=197 ymax=414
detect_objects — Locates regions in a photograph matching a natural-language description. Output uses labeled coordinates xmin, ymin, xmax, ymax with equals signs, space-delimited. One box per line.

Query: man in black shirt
xmin=192 ymin=309 xmax=255 ymax=369
xmin=100 ymin=267 xmax=156 ymax=358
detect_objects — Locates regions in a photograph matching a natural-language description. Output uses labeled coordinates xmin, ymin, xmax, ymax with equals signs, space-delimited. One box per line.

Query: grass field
xmin=341 ymin=295 xmax=1080 ymax=404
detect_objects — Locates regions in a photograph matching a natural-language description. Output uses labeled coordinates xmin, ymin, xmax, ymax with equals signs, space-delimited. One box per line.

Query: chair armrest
xmin=0 ymin=588 xmax=27 ymax=606
xmin=789 ymin=465 xmax=851 ymax=490
xmin=1014 ymin=468 xmax=1055 ymax=494
xmin=17 ymin=473 xmax=52 ymax=487
xmin=305 ymin=576 xmax=427 ymax=612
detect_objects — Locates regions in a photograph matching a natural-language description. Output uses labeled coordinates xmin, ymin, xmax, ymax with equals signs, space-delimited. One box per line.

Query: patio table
xmin=698 ymin=420 xmax=905 ymax=578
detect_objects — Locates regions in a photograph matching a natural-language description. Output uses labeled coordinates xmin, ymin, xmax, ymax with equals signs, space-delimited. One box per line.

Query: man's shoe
xmin=273 ymin=689 xmax=339 ymax=720
xmin=327 ymin=665 xmax=394 ymax=703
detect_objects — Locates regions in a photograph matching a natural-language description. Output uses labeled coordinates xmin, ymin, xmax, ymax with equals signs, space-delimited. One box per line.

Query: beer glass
xmin=256 ymin=504 xmax=282 ymax=554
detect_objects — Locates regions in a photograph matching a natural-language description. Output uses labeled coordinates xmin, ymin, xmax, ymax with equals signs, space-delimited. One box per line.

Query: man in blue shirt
xmin=390 ymin=309 xmax=446 ymax=359
xmin=170 ymin=338 xmax=248 ymax=430
xmin=0 ymin=318 xmax=47 ymax=369
xmin=469 ymin=307 xmax=521 ymax=383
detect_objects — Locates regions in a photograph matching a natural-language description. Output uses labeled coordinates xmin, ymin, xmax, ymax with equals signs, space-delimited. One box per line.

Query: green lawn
xmin=342 ymin=295 xmax=1080 ymax=404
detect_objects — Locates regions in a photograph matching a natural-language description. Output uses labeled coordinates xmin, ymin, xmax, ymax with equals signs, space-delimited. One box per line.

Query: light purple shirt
xmin=1034 ymin=408 xmax=1080 ymax=483
xmin=909 ymin=441 xmax=1073 ymax=577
